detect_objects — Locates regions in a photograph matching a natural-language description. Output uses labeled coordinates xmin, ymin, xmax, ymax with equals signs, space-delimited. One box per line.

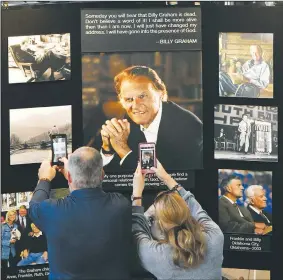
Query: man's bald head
xmin=250 ymin=45 xmax=263 ymax=61
xmin=68 ymin=147 xmax=103 ymax=189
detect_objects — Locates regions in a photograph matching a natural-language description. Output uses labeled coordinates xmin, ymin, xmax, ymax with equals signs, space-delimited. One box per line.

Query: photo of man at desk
xmin=8 ymin=33 xmax=71 ymax=84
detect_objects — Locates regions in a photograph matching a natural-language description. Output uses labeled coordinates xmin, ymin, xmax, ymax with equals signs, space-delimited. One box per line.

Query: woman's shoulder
xmin=204 ymin=228 xmax=224 ymax=255
xmin=2 ymin=223 xmax=10 ymax=230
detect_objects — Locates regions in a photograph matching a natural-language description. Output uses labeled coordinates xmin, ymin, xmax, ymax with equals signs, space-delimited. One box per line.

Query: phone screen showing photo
xmin=140 ymin=146 xmax=155 ymax=170
xmin=52 ymin=136 xmax=67 ymax=163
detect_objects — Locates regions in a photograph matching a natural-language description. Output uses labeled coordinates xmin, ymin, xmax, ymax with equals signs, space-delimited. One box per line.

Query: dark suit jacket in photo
xmin=99 ymin=101 xmax=203 ymax=172
xmin=16 ymin=215 xmax=33 ymax=253
xmin=218 ymin=196 xmax=255 ymax=234
xmin=141 ymin=158 xmax=154 ymax=169
xmin=247 ymin=205 xmax=272 ymax=226
xmin=29 ymin=181 xmax=131 ymax=280
xmin=16 ymin=215 xmax=32 ymax=235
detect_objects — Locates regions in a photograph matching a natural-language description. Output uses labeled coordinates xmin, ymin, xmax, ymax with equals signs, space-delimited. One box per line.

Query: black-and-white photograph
xmin=214 ymin=104 xmax=278 ymax=162
xmin=16 ymin=192 xmax=29 ymax=208
xmin=8 ymin=33 xmax=71 ymax=84
xmin=8 ymin=193 xmax=17 ymax=210
xmin=2 ymin=192 xmax=33 ymax=212
xmin=10 ymin=105 xmax=72 ymax=165
xmin=2 ymin=194 xmax=9 ymax=212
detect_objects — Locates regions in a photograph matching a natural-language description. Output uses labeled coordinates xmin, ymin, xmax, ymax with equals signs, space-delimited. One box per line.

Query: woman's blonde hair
xmin=155 ymin=191 xmax=206 ymax=268
xmin=5 ymin=210 xmax=17 ymax=224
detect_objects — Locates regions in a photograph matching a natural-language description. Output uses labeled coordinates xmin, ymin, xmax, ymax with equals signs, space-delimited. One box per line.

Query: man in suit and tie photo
xmin=238 ymin=114 xmax=254 ymax=154
xmin=245 ymin=185 xmax=272 ymax=226
xmin=218 ymin=128 xmax=226 ymax=141
xmin=218 ymin=175 xmax=265 ymax=234
xmin=15 ymin=205 xmax=32 ymax=263
xmin=141 ymin=151 xmax=154 ymax=170
xmin=99 ymin=66 xmax=203 ymax=172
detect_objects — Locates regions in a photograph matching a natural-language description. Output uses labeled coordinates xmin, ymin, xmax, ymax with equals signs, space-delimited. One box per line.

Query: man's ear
xmin=101 ymin=169 xmax=105 ymax=180
xmin=250 ymin=197 xmax=255 ymax=205
xmin=67 ymin=171 xmax=72 ymax=184
xmin=226 ymin=184 xmax=231 ymax=193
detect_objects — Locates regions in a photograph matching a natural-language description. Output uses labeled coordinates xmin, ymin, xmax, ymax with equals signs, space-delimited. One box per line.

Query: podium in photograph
xmin=251 ymin=120 xmax=272 ymax=155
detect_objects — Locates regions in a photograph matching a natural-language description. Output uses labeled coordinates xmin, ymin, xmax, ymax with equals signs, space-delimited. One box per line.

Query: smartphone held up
xmin=139 ymin=143 xmax=157 ymax=174
xmin=51 ymin=134 xmax=68 ymax=166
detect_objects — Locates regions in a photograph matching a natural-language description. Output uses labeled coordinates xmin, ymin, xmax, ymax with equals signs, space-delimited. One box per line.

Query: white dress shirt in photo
xmin=249 ymin=205 xmax=270 ymax=223
xmin=101 ymin=102 xmax=163 ymax=166
xmin=223 ymin=195 xmax=244 ymax=218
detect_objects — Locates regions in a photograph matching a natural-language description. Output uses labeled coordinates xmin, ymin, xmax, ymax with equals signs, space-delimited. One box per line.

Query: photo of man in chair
xmin=8 ymin=33 xmax=71 ymax=84
xmin=219 ymin=33 xmax=273 ymax=98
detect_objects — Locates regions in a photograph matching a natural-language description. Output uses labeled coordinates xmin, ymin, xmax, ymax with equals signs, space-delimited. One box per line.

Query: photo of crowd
xmin=8 ymin=33 xmax=71 ymax=84
xmin=218 ymin=169 xmax=272 ymax=235
xmin=219 ymin=33 xmax=273 ymax=98
xmin=1 ymin=193 xmax=48 ymax=269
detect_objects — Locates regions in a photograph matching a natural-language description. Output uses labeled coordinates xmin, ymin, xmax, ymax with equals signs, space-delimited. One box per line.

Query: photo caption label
xmin=81 ymin=8 xmax=201 ymax=52
xmin=224 ymin=234 xmax=271 ymax=252
xmin=6 ymin=267 xmax=49 ymax=279
xmin=102 ymin=172 xmax=193 ymax=189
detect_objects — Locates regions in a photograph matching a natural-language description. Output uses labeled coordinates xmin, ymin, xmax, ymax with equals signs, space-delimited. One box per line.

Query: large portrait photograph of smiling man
xmin=82 ymin=51 xmax=203 ymax=174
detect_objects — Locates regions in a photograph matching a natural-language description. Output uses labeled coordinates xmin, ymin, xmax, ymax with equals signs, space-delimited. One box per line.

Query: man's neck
xmin=254 ymin=59 xmax=262 ymax=65
xmin=250 ymin=205 xmax=262 ymax=213
xmin=224 ymin=193 xmax=237 ymax=202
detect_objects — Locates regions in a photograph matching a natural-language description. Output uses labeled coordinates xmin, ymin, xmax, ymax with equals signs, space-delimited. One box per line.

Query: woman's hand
xmin=150 ymin=160 xmax=168 ymax=181
xmin=150 ymin=160 xmax=178 ymax=190
xmin=133 ymin=162 xmax=145 ymax=197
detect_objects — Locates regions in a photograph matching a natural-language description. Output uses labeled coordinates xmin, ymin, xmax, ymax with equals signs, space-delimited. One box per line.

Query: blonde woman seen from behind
xmin=132 ymin=161 xmax=224 ymax=280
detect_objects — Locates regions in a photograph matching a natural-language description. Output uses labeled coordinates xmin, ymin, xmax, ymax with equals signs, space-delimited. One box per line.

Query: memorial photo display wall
xmin=2 ymin=2 xmax=283 ymax=280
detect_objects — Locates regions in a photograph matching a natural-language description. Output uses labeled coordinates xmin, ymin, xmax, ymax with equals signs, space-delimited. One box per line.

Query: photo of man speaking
xmin=82 ymin=52 xmax=203 ymax=172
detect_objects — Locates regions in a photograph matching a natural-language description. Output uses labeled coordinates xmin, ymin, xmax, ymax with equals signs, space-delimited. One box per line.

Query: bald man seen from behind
xmin=29 ymin=147 xmax=131 ymax=280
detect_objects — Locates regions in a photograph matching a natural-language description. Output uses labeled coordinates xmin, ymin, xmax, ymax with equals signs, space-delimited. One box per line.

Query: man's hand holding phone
xmin=38 ymin=157 xmax=69 ymax=183
xmin=38 ymin=160 xmax=57 ymax=182
xmin=57 ymin=157 xmax=69 ymax=180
